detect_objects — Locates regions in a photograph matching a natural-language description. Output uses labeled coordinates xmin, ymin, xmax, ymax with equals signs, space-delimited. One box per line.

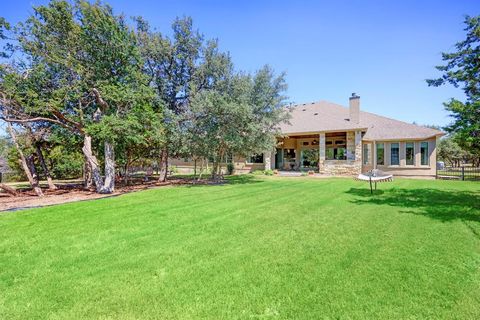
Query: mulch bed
xmin=0 ymin=177 xmax=225 ymax=212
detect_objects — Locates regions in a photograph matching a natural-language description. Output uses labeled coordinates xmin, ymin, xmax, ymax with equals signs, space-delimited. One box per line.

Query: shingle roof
xmin=279 ymin=101 xmax=443 ymax=140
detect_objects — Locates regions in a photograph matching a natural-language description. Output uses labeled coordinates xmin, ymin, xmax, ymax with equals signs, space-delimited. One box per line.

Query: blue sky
xmin=1 ymin=0 xmax=478 ymax=127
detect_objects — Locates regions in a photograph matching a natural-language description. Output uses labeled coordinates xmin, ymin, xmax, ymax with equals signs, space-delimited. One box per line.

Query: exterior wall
xmin=168 ymin=137 xmax=438 ymax=177
xmin=168 ymin=155 xmax=264 ymax=175
xmin=362 ymin=141 xmax=374 ymax=173
xmin=373 ymin=138 xmax=437 ymax=177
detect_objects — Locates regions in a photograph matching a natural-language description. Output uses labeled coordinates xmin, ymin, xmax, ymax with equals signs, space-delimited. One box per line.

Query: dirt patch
xmin=0 ymin=177 xmax=222 ymax=212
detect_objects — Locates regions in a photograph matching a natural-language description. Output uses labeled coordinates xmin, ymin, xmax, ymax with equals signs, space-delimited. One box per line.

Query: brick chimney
xmin=349 ymin=93 xmax=360 ymax=124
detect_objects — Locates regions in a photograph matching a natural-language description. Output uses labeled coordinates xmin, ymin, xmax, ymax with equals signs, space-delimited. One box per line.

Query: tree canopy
xmin=427 ymin=15 xmax=480 ymax=160
xmin=0 ymin=0 xmax=289 ymax=194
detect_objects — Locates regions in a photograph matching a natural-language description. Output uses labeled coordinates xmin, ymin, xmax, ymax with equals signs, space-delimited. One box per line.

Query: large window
xmin=363 ymin=143 xmax=371 ymax=165
xmin=376 ymin=143 xmax=384 ymax=165
xmin=390 ymin=143 xmax=400 ymax=165
xmin=326 ymin=132 xmax=347 ymax=160
xmin=249 ymin=154 xmax=264 ymax=164
xmin=406 ymin=142 xmax=414 ymax=165
xmin=421 ymin=142 xmax=429 ymax=165
xmin=326 ymin=147 xmax=346 ymax=160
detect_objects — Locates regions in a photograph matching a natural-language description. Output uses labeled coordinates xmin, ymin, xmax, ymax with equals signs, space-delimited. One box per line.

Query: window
xmin=376 ymin=143 xmax=384 ymax=165
xmin=390 ymin=143 xmax=399 ymax=165
xmin=326 ymin=147 xmax=346 ymax=160
xmin=302 ymin=141 xmax=309 ymax=146
xmin=363 ymin=143 xmax=371 ymax=165
xmin=406 ymin=142 xmax=414 ymax=165
xmin=249 ymin=154 xmax=264 ymax=164
xmin=421 ymin=142 xmax=429 ymax=165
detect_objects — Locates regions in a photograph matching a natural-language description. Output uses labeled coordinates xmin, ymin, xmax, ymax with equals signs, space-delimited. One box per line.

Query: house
xmin=170 ymin=94 xmax=443 ymax=177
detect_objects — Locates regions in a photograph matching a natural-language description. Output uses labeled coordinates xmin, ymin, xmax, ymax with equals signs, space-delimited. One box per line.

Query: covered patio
xmin=273 ymin=130 xmax=363 ymax=175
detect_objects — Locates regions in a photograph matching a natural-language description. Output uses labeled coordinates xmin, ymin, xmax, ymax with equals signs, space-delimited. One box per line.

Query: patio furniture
xmin=355 ymin=169 xmax=393 ymax=194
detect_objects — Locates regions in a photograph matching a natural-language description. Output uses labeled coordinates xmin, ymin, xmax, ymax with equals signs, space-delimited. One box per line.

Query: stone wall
xmin=321 ymin=160 xmax=361 ymax=175
xmin=318 ymin=130 xmax=362 ymax=176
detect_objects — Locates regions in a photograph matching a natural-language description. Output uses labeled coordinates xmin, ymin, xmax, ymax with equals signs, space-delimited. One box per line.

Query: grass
xmin=1 ymin=176 xmax=479 ymax=319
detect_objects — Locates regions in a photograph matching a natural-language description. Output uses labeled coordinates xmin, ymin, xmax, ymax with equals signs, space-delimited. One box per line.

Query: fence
xmin=436 ymin=166 xmax=480 ymax=181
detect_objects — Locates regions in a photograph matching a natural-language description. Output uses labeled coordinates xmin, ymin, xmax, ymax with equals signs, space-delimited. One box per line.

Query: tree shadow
xmin=184 ymin=174 xmax=264 ymax=188
xmin=346 ymin=187 xmax=480 ymax=224
xmin=226 ymin=175 xmax=264 ymax=185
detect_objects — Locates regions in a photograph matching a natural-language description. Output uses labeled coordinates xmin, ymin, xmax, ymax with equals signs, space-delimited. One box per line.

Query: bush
xmin=227 ymin=162 xmax=235 ymax=175
xmin=264 ymin=169 xmax=274 ymax=176
xmin=252 ymin=169 xmax=274 ymax=176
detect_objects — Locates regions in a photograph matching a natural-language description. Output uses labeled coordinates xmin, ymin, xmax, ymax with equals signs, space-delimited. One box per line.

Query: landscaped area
xmin=1 ymin=176 xmax=479 ymax=319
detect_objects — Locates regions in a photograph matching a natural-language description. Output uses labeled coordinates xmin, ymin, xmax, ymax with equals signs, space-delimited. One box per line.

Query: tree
xmin=189 ymin=65 xmax=289 ymax=179
xmin=1 ymin=1 xmax=163 ymax=194
xmin=135 ymin=17 xmax=232 ymax=181
xmin=427 ymin=15 xmax=480 ymax=160
xmin=437 ymin=136 xmax=466 ymax=167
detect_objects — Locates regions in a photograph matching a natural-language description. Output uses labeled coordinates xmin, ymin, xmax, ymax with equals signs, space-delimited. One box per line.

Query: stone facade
xmin=318 ymin=132 xmax=326 ymax=172
xmin=318 ymin=130 xmax=362 ymax=176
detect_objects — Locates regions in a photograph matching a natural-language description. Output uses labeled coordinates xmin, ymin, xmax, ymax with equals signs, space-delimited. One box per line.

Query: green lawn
xmin=1 ymin=176 xmax=479 ymax=319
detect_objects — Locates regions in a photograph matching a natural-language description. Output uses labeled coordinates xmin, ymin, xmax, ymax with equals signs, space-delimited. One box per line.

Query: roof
xmin=279 ymin=100 xmax=443 ymax=140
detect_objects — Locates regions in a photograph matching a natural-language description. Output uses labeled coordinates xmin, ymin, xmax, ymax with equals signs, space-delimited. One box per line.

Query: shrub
xmin=227 ymin=162 xmax=235 ymax=175
xmin=264 ymin=169 xmax=274 ymax=176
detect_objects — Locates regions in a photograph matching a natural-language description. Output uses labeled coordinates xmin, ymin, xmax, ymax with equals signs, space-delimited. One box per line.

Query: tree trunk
xmin=35 ymin=144 xmax=57 ymax=190
xmin=158 ymin=146 xmax=168 ymax=182
xmin=7 ymin=123 xmax=43 ymax=197
xmin=26 ymin=155 xmax=40 ymax=185
xmin=198 ymin=158 xmax=205 ymax=181
xmin=193 ymin=158 xmax=197 ymax=178
xmin=124 ymin=161 xmax=129 ymax=186
xmin=0 ymin=183 xmax=18 ymax=196
xmin=83 ymin=159 xmax=93 ymax=189
xmin=211 ymin=161 xmax=221 ymax=181
xmin=102 ymin=141 xmax=115 ymax=193
xmin=82 ymin=135 xmax=115 ymax=194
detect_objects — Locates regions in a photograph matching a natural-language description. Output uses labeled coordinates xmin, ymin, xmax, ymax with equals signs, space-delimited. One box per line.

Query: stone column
xmin=270 ymin=150 xmax=276 ymax=170
xmin=346 ymin=132 xmax=355 ymax=160
xmin=264 ymin=152 xmax=272 ymax=171
xmin=354 ymin=130 xmax=362 ymax=174
xmin=319 ymin=133 xmax=326 ymax=173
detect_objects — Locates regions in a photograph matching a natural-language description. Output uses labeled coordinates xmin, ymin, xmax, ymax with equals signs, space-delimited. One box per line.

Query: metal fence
xmin=436 ymin=166 xmax=480 ymax=181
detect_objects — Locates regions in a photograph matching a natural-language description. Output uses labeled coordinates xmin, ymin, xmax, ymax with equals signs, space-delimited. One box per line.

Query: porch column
xmin=373 ymin=141 xmax=377 ymax=169
xmin=319 ymin=132 xmax=326 ymax=173
xmin=354 ymin=130 xmax=362 ymax=174
xmin=263 ymin=152 xmax=272 ymax=171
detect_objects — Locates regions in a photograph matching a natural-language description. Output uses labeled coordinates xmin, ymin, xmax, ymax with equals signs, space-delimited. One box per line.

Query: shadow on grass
xmin=184 ymin=174 xmax=264 ymax=188
xmin=346 ymin=187 xmax=480 ymax=224
xmin=226 ymin=175 xmax=264 ymax=185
